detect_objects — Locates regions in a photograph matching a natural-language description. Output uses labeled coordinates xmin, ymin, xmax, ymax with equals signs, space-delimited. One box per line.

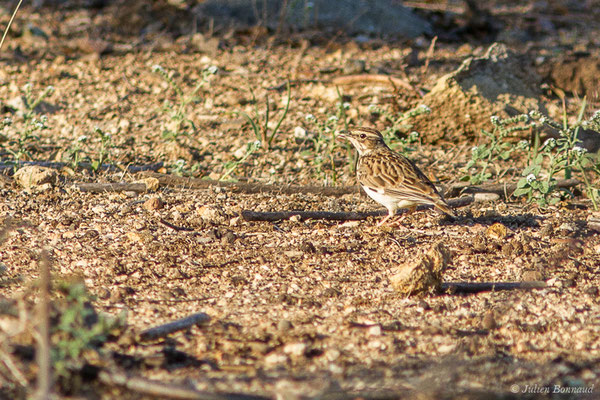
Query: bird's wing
xmin=358 ymin=151 xmax=443 ymax=204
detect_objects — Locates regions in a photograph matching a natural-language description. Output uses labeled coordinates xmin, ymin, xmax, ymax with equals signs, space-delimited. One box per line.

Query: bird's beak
xmin=336 ymin=130 xmax=348 ymax=141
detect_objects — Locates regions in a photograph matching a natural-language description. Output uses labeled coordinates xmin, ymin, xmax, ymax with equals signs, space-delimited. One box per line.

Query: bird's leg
xmin=377 ymin=209 xmax=396 ymax=226
xmin=377 ymin=214 xmax=394 ymax=226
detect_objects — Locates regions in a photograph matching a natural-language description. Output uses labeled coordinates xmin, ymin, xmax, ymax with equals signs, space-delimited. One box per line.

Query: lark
xmin=338 ymin=127 xmax=454 ymax=225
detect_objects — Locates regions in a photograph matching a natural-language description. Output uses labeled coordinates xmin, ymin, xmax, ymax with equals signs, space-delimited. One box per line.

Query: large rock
xmin=196 ymin=0 xmax=432 ymax=38
xmin=414 ymin=43 xmax=544 ymax=144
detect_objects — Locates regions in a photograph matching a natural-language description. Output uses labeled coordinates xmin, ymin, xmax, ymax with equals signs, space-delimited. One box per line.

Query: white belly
xmin=362 ymin=186 xmax=416 ymax=213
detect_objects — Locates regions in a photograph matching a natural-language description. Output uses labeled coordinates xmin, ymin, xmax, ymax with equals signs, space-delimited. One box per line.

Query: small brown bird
xmin=338 ymin=127 xmax=454 ymax=225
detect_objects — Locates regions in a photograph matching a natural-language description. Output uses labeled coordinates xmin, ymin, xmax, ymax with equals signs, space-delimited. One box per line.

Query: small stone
xmin=299 ymin=241 xmax=316 ymax=253
xmin=264 ymin=352 xmax=287 ymax=366
xmin=221 ymin=231 xmax=236 ymax=245
xmin=367 ymin=325 xmax=382 ymax=336
xmin=143 ymin=196 xmax=164 ymax=211
xmin=139 ymin=177 xmax=160 ymax=191
xmin=198 ymin=205 xmax=223 ymax=224
xmin=473 ymin=193 xmax=500 ymax=202
xmin=277 ymin=320 xmax=293 ymax=332
xmin=482 ymin=310 xmax=498 ymax=330
xmin=283 ymin=342 xmax=307 ymax=357
xmin=522 ymin=270 xmax=544 ymax=281
xmin=584 ymin=286 xmax=599 ymax=296
xmin=284 ymin=250 xmax=304 ymax=259
xmin=14 ymin=166 xmax=57 ymax=190
xmin=486 ymin=222 xmax=508 ymax=240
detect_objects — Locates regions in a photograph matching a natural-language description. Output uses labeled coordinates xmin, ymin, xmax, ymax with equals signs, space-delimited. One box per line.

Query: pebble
xmin=474 ymin=193 xmax=500 ymax=202
xmin=482 ymin=310 xmax=498 ymax=330
xmin=283 ymin=342 xmax=307 ymax=357
xmin=221 ymin=231 xmax=236 ymax=245
xmin=143 ymin=196 xmax=164 ymax=211
xmin=277 ymin=320 xmax=293 ymax=332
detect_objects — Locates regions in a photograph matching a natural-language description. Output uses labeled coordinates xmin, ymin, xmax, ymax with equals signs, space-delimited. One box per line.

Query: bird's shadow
xmin=439 ymin=211 xmax=544 ymax=231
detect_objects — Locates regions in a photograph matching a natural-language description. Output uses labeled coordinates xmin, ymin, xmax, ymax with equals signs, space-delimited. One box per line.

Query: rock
xmin=196 ymin=0 xmax=431 ymax=38
xmin=14 ymin=166 xmax=57 ymax=191
xmin=283 ymin=342 xmax=307 ymax=357
xmin=473 ymin=192 xmax=500 ymax=202
xmin=143 ymin=196 xmax=164 ymax=211
xmin=413 ymin=43 xmax=544 ymax=144
xmin=197 ymin=205 xmax=224 ymax=224
xmin=481 ymin=310 xmax=498 ymax=330
xmin=389 ymin=242 xmax=451 ymax=296
xmin=486 ymin=222 xmax=509 ymax=240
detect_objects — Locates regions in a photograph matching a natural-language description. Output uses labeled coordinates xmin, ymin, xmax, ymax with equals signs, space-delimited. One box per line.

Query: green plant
xmin=219 ymin=140 xmax=261 ymax=181
xmin=368 ymin=104 xmax=430 ymax=152
xmin=4 ymin=84 xmax=54 ymax=166
xmin=152 ymin=64 xmax=217 ymax=141
xmin=52 ymin=281 xmax=124 ymax=383
xmin=237 ymin=81 xmax=291 ymax=149
xmin=303 ymin=114 xmax=343 ymax=184
xmin=461 ymin=114 xmax=530 ymax=185
xmin=514 ymin=102 xmax=600 ymax=208
xmin=67 ymin=135 xmax=87 ymax=169
xmin=89 ymin=127 xmax=112 ymax=172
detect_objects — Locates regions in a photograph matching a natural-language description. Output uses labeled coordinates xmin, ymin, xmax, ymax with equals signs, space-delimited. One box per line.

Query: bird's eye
xmin=360 ymin=134 xmax=366 ymax=139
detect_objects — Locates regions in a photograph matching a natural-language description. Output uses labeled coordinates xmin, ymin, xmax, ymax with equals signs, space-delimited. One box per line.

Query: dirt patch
xmin=413 ymin=43 xmax=543 ymax=144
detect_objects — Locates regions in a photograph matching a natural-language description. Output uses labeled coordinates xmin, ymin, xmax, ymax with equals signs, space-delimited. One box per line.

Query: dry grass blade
xmin=0 ymin=0 xmax=24 ymax=52
xmin=98 ymin=371 xmax=270 ymax=400
xmin=34 ymin=250 xmax=52 ymax=399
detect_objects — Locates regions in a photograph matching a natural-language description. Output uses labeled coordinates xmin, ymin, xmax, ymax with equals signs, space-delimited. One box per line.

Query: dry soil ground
xmin=1 ymin=1 xmax=600 ymax=399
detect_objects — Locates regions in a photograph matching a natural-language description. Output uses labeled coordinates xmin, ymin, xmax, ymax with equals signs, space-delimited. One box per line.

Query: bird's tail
xmin=434 ymin=199 xmax=456 ymax=217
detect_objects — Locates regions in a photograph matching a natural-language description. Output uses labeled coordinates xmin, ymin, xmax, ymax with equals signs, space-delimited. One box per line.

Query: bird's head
xmin=337 ymin=127 xmax=387 ymax=155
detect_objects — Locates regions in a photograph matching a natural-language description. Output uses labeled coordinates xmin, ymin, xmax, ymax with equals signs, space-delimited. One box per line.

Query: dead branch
xmin=139 ymin=312 xmax=211 ymax=341
xmin=442 ymin=281 xmax=547 ymax=294
xmin=0 ymin=161 xmax=163 ymax=174
xmin=137 ymin=171 xmax=361 ymax=196
xmin=332 ymin=74 xmax=415 ymax=92
xmin=446 ymin=179 xmax=580 ymax=198
xmin=241 ymin=196 xmax=473 ymax=222
xmin=75 ymin=182 xmax=148 ymax=193
xmin=98 ymin=371 xmax=270 ymax=400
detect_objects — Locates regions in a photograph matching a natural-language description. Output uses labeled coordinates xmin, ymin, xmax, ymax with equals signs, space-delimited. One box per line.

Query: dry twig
xmin=98 ymin=371 xmax=269 ymax=400
xmin=443 ymin=281 xmax=547 ymax=293
xmin=139 ymin=312 xmax=211 ymax=341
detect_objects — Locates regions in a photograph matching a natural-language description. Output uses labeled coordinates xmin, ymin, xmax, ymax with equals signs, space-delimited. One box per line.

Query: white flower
xmin=526 ymin=173 xmax=536 ymax=183
xmin=517 ymin=140 xmax=529 ymax=149
xmin=152 ymin=64 xmax=165 ymax=73
xmin=327 ymin=115 xmax=339 ymax=123
xmin=252 ymin=140 xmax=262 ymax=148
xmin=305 ymin=114 xmax=316 ymax=122
xmin=490 ymin=116 xmax=500 ymax=124
xmin=368 ymin=104 xmax=379 ymax=112
xmin=342 ymin=102 xmax=350 ymax=110
xmin=542 ymin=138 xmax=556 ymax=148
xmin=409 ymin=131 xmax=420 ymax=140
xmin=2 ymin=117 xmax=12 ymax=125
xmin=572 ymin=145 xmax=587 ymax=154
xmin=77 ymin=135 xmax=88 ymax=142
xmin=418 ymin=104 xmax=431 ymax=113
xmin=206 ymin=65 xmax=218 ymax=75
xmin=471 ymin=146 xmax=478 ymax=153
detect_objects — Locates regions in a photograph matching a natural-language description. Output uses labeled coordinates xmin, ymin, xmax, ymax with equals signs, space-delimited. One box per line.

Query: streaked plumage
xmin=338 ymin=127 xmax=454 ymax=225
